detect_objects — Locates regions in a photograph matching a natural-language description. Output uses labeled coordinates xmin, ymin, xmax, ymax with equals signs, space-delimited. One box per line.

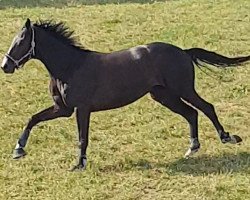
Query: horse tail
xmin=184 ymin=48 xmax=250 ymax=68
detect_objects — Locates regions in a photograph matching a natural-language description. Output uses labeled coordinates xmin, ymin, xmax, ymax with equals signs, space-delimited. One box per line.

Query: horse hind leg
xmin=182 ymin=89 xmax=242 ymax=144
xmin=150 ymin=86 xmax=200 ymax=158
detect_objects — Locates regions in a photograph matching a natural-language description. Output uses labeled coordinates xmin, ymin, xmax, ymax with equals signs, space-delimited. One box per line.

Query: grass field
xmin=0 ymin=0 xmax=250 ymax=199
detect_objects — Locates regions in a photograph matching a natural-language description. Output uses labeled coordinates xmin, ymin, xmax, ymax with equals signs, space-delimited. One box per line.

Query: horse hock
xmin=70 ymin=156 xmax=87 ymax=171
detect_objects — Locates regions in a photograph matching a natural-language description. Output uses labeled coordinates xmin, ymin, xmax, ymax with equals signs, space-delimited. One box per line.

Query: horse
xmin=1 ymin=19 xmax=249 ymax=171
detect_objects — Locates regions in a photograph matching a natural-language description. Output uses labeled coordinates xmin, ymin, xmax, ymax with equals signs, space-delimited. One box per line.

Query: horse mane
xmin=33 ymin=20 xmax=89 ymax=51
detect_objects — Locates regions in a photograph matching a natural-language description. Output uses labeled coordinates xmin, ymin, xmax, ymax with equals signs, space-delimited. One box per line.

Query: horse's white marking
xmin=184 ymin=148 xmax=199 ymax=158
xmin=8 ymin=35 xmax=18 ymax=53
xmin=1 ymin=35 xmax=18 ymax=68
xmin=15 ymin=142 xmax=21 ymax=150
xmin=1 ymin=56 xmax=7 ymax=68
xmin=129 ymin=45 xmax=150 ymax=60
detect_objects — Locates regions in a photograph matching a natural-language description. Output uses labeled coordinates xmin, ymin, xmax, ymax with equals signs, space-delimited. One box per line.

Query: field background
xmin=0 ymin=0 xmax=250 ymax=199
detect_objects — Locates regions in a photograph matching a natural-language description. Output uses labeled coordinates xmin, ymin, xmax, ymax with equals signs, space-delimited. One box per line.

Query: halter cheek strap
xmin=5 ymin=26 xmax=36 ymax=69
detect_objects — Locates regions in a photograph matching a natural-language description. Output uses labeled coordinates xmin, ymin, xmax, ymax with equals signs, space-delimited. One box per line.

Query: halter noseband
xmin=5 ymin=26 xmax=35 ymax=69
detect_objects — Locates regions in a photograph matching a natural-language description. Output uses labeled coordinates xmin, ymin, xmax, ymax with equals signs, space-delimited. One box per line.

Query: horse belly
xmin=90 ymin=62 xmax=164 ymax=111
xmin=90 ymin=81 xmax=152 ymax=111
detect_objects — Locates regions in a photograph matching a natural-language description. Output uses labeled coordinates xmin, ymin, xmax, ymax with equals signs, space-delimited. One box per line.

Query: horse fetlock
xmin=184 ymin=138 xmax=200 ymax=158
xmin=70 ymin=156 xmax=87 ymax=172
xmin=13 ymin=148 xmax=27 ymax=159
xmin=190 ymin=138 xmax=200 ymax=150
xmin=18 ymin=129 xmax=30 ymax=146
xmin=220 ymin=131 xmax=230 ymax=143
xmin=80 ymin=156 xmax=87 ymax=168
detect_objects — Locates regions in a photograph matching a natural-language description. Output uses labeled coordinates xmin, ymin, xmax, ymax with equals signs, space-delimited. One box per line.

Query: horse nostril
xmin=1 ymin=63 xmax=14 ymax=73
xmin=1 ymin=62 xmax=11 ymax=73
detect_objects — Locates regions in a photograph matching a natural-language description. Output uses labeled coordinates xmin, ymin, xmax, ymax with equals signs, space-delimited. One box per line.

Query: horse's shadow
xmin=139 ymin=152 xmax=250 ymax=175
xmin=99 ymin=152 xmax=250 ymax=175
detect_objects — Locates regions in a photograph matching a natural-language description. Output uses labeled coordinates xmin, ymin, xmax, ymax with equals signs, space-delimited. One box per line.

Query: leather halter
xmin=5 ymin=26 xmax=35 ymax=69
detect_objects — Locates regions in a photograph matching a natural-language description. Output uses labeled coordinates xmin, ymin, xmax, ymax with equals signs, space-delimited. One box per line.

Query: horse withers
xmin=1 ymin=19 xmax=249 ymax=170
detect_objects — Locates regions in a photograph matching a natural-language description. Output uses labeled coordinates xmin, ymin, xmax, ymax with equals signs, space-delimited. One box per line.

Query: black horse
xmin=1 ymin=19 xmax=249 ymax=170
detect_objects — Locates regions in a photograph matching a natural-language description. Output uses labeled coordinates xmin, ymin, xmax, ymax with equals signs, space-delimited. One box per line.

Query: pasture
xmin=0 ymin=0 xmax=250 ymax=199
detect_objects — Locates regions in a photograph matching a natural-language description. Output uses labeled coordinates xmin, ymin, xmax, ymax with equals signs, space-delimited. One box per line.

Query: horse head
xmin=1 ymin=18 xmax=35 ymax=73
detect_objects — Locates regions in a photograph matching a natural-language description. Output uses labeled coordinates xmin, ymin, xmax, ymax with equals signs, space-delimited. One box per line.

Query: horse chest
xmin=54 ymin=77 xmax=95 ymax=107
xmin=54 ymin=79 xmax=70 ymax=105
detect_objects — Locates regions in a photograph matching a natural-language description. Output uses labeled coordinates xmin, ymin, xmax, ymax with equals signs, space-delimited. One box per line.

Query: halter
xmin=5 ymin=26 xmax=36 ymax=69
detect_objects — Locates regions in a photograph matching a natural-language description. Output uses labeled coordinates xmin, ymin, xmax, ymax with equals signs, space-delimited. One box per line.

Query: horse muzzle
xmin=1 ymin=63 xmax=15 ymax=74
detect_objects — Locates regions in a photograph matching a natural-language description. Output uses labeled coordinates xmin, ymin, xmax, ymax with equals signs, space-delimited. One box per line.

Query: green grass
xmin=0 ymin=0 xmax=164 ymax=8
xmin=0 ymin=0 xmax=250 ymax=199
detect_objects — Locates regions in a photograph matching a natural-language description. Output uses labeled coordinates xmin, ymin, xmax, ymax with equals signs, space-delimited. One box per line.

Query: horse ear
xmin=25 ymin=18 xmax=31 ymax=29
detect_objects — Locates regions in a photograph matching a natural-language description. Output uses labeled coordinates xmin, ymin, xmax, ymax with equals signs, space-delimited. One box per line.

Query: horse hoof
xmin=69 ymin=164 xmax=86 ymax=172
xmin=222 ymin=134 xmax=242 ymax=144
xmin=230 ymin=135 xmax=242 ymax=144
xmin=184 ymin=148 xmax=199 ymax=158
xmin=13 ymin=148 xmax=26 ymax=159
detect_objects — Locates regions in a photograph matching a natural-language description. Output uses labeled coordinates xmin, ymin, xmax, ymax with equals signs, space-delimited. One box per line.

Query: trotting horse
xmin=1 ymin=19 xmax=249 ymax=170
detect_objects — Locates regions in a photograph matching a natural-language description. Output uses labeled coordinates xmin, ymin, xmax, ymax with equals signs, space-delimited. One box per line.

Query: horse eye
xmin=19 ymin=31 xmax=26 ymax=39
xmin=21 ymin=33 xmax=25 ymax=39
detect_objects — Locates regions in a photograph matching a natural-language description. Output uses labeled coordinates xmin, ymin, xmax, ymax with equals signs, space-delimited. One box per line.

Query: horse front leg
xmin=70 ymin=107 xmax=90 ymax=171
xmin=13 ymin=105 xmax=73 ymax=159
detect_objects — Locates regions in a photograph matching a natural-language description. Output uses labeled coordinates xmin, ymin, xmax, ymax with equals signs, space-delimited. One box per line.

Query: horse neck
xmin=34 ymin=27 xmax=81 ymax=81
